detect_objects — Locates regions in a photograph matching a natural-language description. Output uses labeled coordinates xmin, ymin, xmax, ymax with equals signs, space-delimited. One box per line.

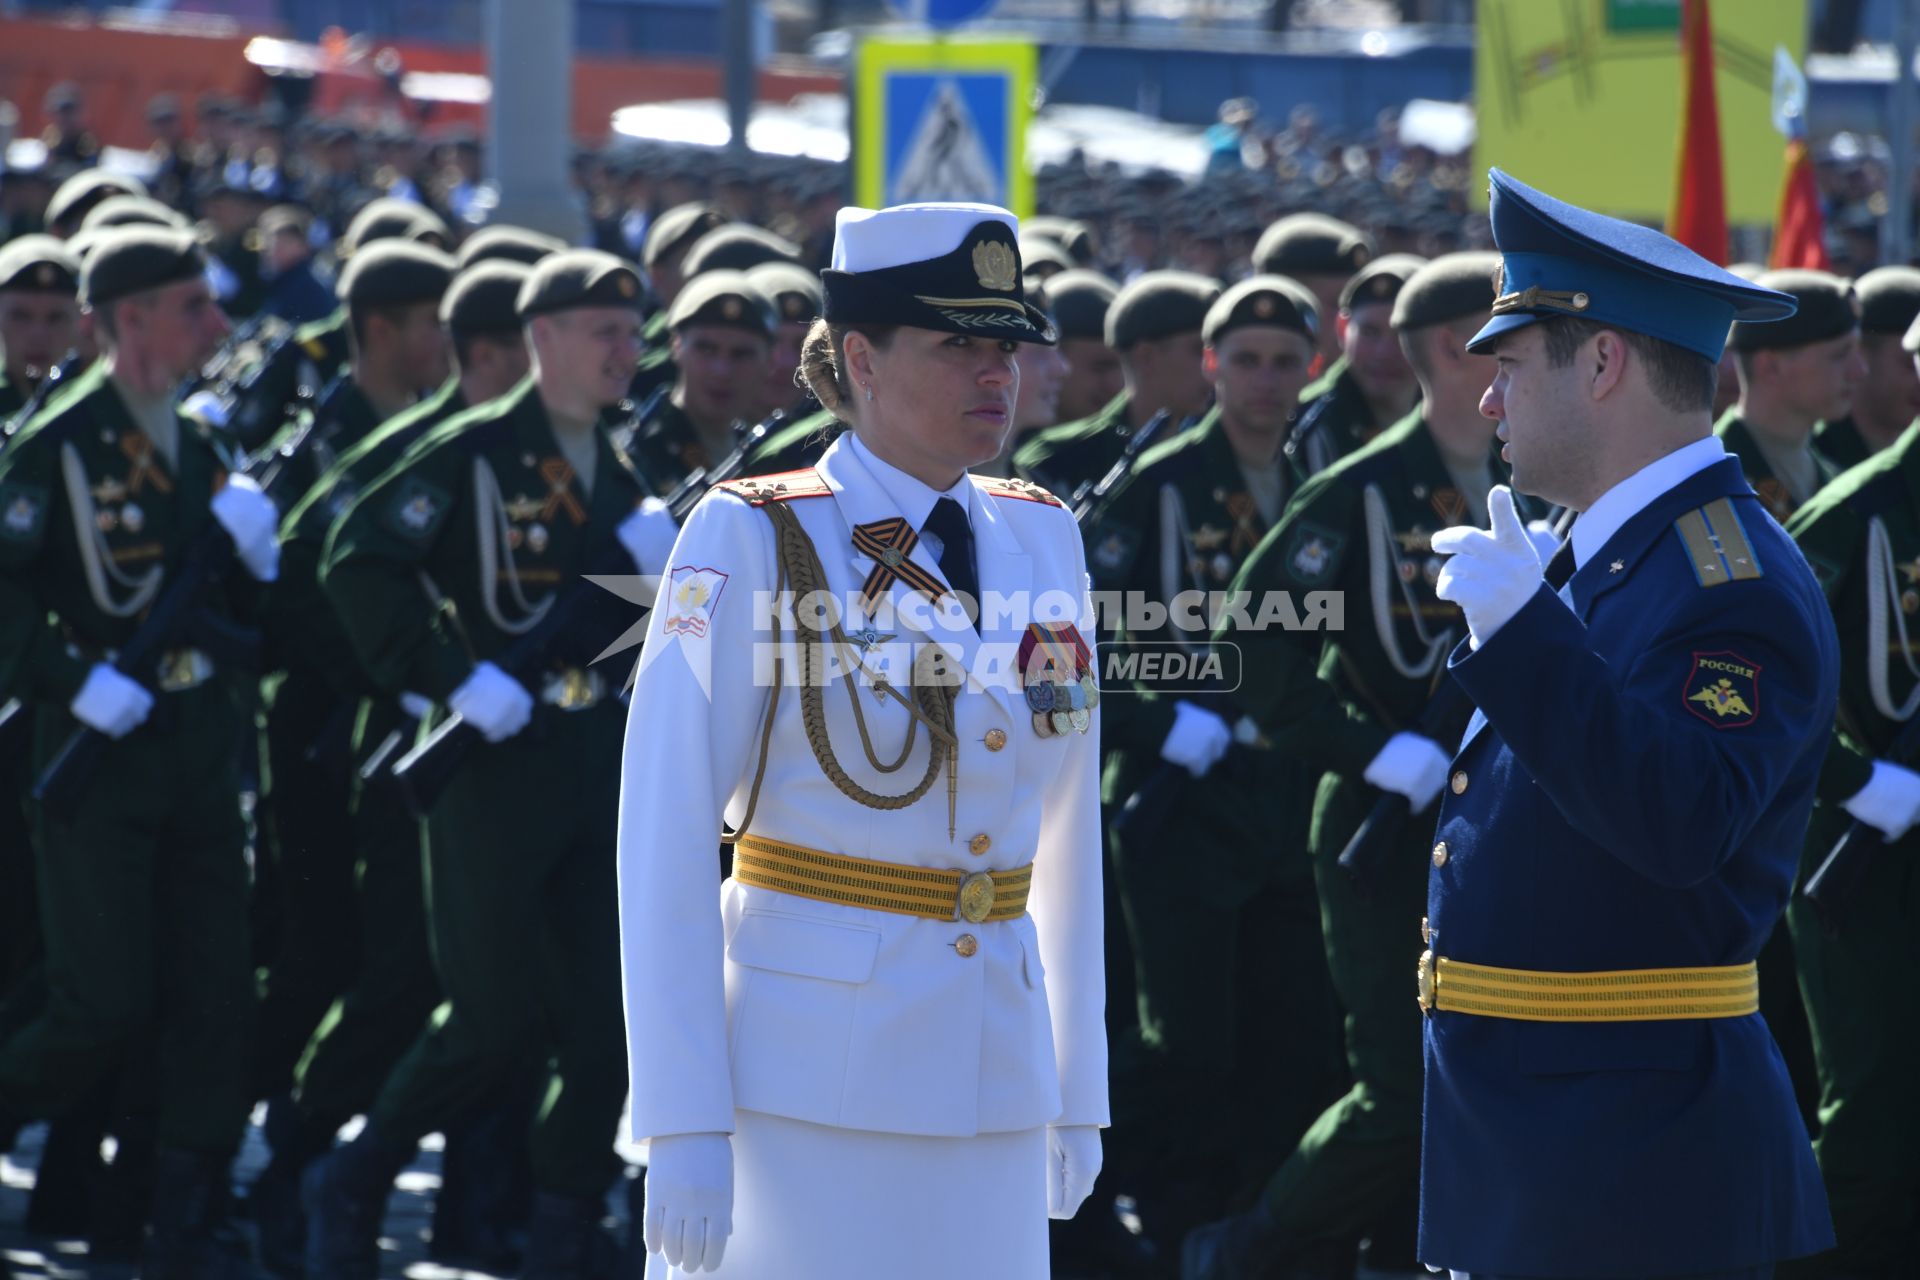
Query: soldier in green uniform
xmin=456 ymin=224 xmax=568 ymax=271
xmin=1783 ymin=311 xmax=1920 ymax=1278
xmin=306 ymin=250 xmax=667 ymax=1279
xmin=1095 ymin=275 xmax=1343 ymax=1252
xmin=252 ymin=240 xmax=456 ymax=1108
xmin=628 ymin=269 xmax=778 ymax=480
xmin=630 ymin=201 xmax=729 ymax=400
xmin=79 ymin=194 xmax=190 ymax=234
xmin=1814 ymin=266 xmax=1920 ymax=472
xmin=0 ymin=237 xmax=81 ymax=423
xmin=1183 ymin=253 xmax=1543 ymax=1279
xmin=1251 ymin=212 xmax=1376 ymax=372
xmin=1011 ymin=270 xmax=1218 ymax=498
xmin=1045 ymin=268 xmax=1123 ymax=426
xmin=42 ymin=169 xmax=147 ymax=240
xmin=745 ymin=259 xmax=825 ymax=422
xmin=1286 ymin=253 xmax=1425 ymax=479
xmin=246 ymin=260 xmax=534 ymax=1277
xmin=0 ymin=227 xmax=271 ymax=1276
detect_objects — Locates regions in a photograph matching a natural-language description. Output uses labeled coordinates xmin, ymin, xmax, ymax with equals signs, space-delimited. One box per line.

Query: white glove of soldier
xmin=645 ymin=1132 xmax=733 ymax=1275
xmin=1363 ymin=731 xmax=1453 ymax=814
xmin=69 ymin=663 xmax=154 ymax=739
xmin=211 ymin=473 xmax=281 ymax=582
xmin=618 ymin=496 xmax=681 ymax=577
xmin=1160 ymin=700 xmax=1232 ymax=778
xmin=1524 ymin=517 xmax=1562 ymax=564
xmin=1047 ymin=1125 xmax=1103 ymax=1221
xmin=1841 ymin=759 xmax=1920 ymax=842
xmin=1432 ymin=486 xmax=1547 ymax=650
xmin=447 ymin=662 xmax=534 ymax=743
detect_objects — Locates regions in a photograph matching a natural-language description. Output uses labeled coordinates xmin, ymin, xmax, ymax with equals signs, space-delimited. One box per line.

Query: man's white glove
xmin=1432 ymin=486 xmax=1546 ymax=650
xmin=1523 ymin=517 xmax=1562 ymax=564
xmin=447 ymin=662 xmax=533 ymax=743
xmin=618 ymin=496 xmax=681 ymax=577
xmin=1047 ymin=1125 xmax=1102 ymax=1220
xmin=1363 ymin=731 xmax=1453 ymax=814
xmin=1160 ymin=700 xmax=1232 ymax=778
xmin=644 ymin=1133 xmax=732 ymax=1275
xmin=1841 ymin=759 xmax=1920 ymax=842
xmin=69 ymin=663 xmax=154 ymax=739
xmin=211 ymin=473 xmax=281 ymax=582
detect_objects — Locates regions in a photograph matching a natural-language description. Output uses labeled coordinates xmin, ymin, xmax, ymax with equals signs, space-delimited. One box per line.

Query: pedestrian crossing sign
xmin=854 ymin=35 xmax=1036 ymax=217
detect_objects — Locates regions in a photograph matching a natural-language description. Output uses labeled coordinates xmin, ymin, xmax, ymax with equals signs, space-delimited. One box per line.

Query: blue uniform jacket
xmin=1420 ymin=456 xmax=1837 ymax=1276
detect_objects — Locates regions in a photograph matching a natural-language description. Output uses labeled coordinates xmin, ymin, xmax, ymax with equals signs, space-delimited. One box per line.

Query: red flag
xmin=1770 ymin=136 xmax=1832 ymax=270
xmin=1667 ymin=0 xmax=1729 ymax=264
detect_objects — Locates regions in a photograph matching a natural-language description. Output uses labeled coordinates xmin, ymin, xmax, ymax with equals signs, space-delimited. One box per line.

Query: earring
xmin=864 ymin=384 xmax=874 ymax=402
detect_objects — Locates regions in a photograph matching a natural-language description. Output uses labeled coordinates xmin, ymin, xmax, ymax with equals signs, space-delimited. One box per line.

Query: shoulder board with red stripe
xmin=978 ymin=476 xmax=1063 ymax=507
xmin=716 ymin=469 xmax=833 ymax=505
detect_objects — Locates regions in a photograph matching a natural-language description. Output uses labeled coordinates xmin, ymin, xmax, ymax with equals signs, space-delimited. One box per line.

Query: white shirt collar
xmin=1570 ymin=436 xmax=1726 ymax=568
xmin=846 ymin=432 xmax=973 ymax=534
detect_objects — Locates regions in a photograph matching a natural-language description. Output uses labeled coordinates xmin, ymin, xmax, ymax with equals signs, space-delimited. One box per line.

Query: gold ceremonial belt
xmin=733 ymin=835 xmax=1031 ymax=924
xmin=1417 ymin=952 xmax=1759 ymax=1022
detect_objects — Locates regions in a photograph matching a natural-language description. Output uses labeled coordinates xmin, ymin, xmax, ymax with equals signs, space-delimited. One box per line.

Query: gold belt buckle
xmin=156 ymin=649 xmax=200 ymax=693
xmin=956 ymin=871 xmax=996 ymax=924
xmin=554 ymin=667 xmax=597 ymax=710
xmin=1417 ymin=949 xmax=1436 ymax=1015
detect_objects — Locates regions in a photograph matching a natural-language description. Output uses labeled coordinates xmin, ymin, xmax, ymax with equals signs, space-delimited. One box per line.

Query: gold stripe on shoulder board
xmin=1674 ymin=497 xmax=1763 ymax=588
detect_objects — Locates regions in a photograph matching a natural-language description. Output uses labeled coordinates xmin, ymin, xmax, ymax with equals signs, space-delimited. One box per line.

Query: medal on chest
xmin=1019 ymin=622 xmax=1096 ymax=738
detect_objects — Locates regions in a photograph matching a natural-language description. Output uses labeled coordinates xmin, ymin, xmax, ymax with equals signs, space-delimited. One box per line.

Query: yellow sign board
xmin=1474 ymin=0 xmax=1808 ymax=223
xmin=854 ymin=35 xmax=1036 ymax=217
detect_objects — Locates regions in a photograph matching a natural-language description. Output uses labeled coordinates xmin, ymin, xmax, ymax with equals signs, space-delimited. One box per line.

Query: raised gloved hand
xmin=1841 ymin=759 xmax=1920 ymax=842
xmin=1363 ymin=731 xmax=1453 ymax=814
xmin=69 ymin=663 xmax=154 ymax=739
xmin=1432 ymin=486 xmax=1546 ymax=650
xmin=1047 ymin=1125 xmax=1102 ymax=1220
xmin=644 ymin=1132 xmax=733 ymax=1275
xmin=1524 ymin=517 xmax=1562 ymax=564
xmin=211 ymin=473 xmax=281 ymax=582
xmin=447 ymin=661 xmax=534 ymax=743
xmin=618 ymin=496 xmax=681 ymax=577
xmin=1160 ymin=700 xmax=1232 ymax=778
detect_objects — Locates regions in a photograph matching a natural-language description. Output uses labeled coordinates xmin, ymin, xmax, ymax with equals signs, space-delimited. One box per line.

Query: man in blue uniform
xmin=1417 ymin=169 xmax=1838 ymax=1278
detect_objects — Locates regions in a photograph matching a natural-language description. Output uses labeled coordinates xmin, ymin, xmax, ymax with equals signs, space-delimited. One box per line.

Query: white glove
xmin=447 ymin=662 xmax=534 ymax=743
xmin=211 ymin=473 xmax=281 ymax=582
xmin=1160 ymin=700 xmax=1232 ymax=778
xmin=618 ymin=496 xmax=681 ymax=577
xmin=1524 ymin=517 xmax=1562 ymax=564
xmin=70 ymin=663 xmax=154 ymax=739
xmin=644 ymin=1133 xmax=732 ymax=1275
xmin=1841 ymin=759 xmax=1920 ymax=842
xmin=398 ymin=691 xmax=435 ymax=721
xmin=1432 ymin=486 xmax=1546 ymax=650
xmin=1363 ymin=731 xmax=1453 ymax=814
xmin=180 ymin=388 xmax=230 ymax=427
xmin=1047 ymin=1125 xmax=1102 ymax=1220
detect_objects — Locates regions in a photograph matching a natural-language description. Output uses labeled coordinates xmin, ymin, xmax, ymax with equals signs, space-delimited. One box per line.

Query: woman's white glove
xmin=211 ymin=473 xmax=281 ymax=582
xmin=1432 ymin=486 xmax=1546 ymax=650
xmin=1047 ymin=1125 xmax=1103 ymax=1220
xmin=644 ymin=1133 xmax=733 ymax=1274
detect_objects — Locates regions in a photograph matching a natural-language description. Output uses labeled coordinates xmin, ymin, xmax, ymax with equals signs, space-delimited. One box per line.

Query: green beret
xmin=681 ymin=223 xmax=801 ymax=279
xmin=1253 ymin=213 xmax=1374 ymax=278
xmin=1106 ymin=270 xmax=1220 ymax=349
xmin=1022 ymin=216 xmax=1096 ymax=266
xmin=744 ymin=261 xmax=823 ymax=325
xmin=517 ymin=249 xmax=645 ymax=319
xmin=1203 ymin=274 xmax=1320 ymax=347
xmin=336 ymin=241 xmax=456 ymax=310
xmin=456 ymin=225 xmax=568 ymax=270
xmin=46 ymin=170 xmax=148 ymax=233
xmin=1339 ymin=252 xmax=1428 ymax=313
xmin=1856 ymin=266 xmax=1920 ymax=337
xmin=1729 ymin=269 xmax=1861 ymax=351
xmin=1392 ymin=252 xmax=1501 ymax=331
xmin=0 ymin=236 xmax=81 ymax=296
xmin=341 ymin=197 xmax=450 ymax=257
xmin=79 ymin=227 xmax=206 ymax=309
xmin=1043 ymin=269 xmax=1119 ymax=343
xmin=80 ymin=195 xmax=189 ymax=233
xmin=1018 ymin=237 xmax=1075 ymax=276
xmin=666 ymin=269 xmax=776 ymax=338
xmin=441 ymin=261 xmax=534 ymax=334
xmin=643 ymin=202 xmax=729 ymax=268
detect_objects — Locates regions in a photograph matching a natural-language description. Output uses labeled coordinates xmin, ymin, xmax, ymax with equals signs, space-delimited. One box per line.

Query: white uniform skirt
xmin=647 ymin=1108 xmax=1050 ymax=1280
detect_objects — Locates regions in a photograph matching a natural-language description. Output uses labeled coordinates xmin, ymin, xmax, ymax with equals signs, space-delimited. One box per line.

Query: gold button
xmin=968 ymin=833 xmax=991 ymax=856
xmin=1431 ymin=841 xmax=1449 ymax=868
xmin=1421 ymin=916 xmax=1432 ymax=945
xmin=984 ymin=728 xmax=1007 ymax=752
xmin=1451 ymin=771 xmax=1468 ymax=795
xmin=953 ymin=934 xmax=978 ymax=958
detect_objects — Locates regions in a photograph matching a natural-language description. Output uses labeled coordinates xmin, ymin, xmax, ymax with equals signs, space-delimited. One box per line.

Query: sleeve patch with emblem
xmin=1683 ymin=649 xmax=1760 ymax=728
xmin=1087 ymin=521 xmax=1141 ymax=581
xmin=1283 ymin=520 xmax=1345 ymax=586
xmin=663 ymin=565 xmax=729 ymax=638
xmin=0 ymin=482 xmax=49 ymax=546
xmin=383 ymin=474 xmax=453 ymax=542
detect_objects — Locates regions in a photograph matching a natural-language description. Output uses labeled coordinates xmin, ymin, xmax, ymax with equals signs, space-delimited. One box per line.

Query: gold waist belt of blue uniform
xmin=1417 ymin=952 xmax=1759 ymax=1022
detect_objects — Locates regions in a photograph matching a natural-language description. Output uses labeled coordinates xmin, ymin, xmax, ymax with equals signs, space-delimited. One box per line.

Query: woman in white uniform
xmin=615 ymin=202 xmax=1109 ymax=1279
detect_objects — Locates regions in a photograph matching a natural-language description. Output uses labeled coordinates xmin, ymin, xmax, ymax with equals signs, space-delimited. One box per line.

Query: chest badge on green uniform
xmin=1285 ymin=521 xmax=1345 ymax=586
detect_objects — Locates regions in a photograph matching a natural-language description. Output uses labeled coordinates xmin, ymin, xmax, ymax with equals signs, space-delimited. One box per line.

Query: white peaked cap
xmin=831 ymin=202 xmax=1021 ymax=274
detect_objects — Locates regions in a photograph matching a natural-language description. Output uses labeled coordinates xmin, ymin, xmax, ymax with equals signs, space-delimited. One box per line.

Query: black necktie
xmin=923 ymin=496 xmax=979 ymax=629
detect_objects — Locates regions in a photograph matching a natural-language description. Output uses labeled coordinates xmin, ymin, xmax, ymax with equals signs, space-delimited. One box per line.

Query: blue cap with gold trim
xmin=1468 ymin=168 xmax=1796 ymax=363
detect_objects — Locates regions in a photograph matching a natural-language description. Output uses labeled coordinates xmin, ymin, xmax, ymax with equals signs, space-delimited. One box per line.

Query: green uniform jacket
xmin=1011 ymin=391 xmax=1147 ymax=498
xmin=231 ymin=311 xmax=351 ymax=451
xmin=321 ymin=378 xmax=653 ymax=702
xmin=1716 ymin=410 xmax=1840 ymax=526
xmin=624 ymin=395 xmax=720 ymax=490
xmin=741 ymin=407 xmax=839 ymax=477
xmin=1285 ymin=356 xmax=1389 ymax=482
xmin=1813 ymin=416 xmax=1873 ymax=473
xmin=628 ymin=309 xmax=677 ymax=402
xmin=0 ymin=374 xmax=25 ymax=425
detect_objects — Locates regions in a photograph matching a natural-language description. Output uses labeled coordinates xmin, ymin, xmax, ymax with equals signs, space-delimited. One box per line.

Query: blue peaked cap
xmin=1468 ymin=168 xmax=1797 ymax=363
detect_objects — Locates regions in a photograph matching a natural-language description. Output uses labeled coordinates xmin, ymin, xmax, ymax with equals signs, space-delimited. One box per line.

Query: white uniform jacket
xmin=616 ymin=433 xmax=1109 ymax=1143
